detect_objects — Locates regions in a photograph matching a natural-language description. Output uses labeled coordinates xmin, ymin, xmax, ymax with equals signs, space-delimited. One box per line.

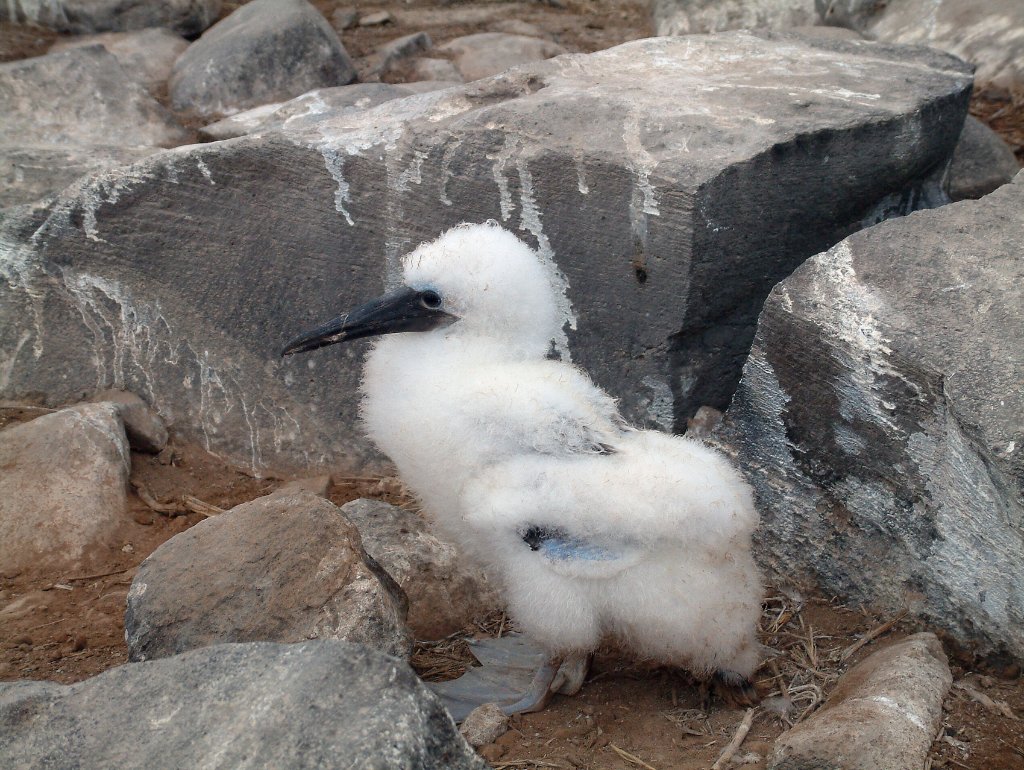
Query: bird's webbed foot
xmin=551 ymin=652 xmax=591 ymax=696
xmin=712 ymin=668 xmax=760 ymax=708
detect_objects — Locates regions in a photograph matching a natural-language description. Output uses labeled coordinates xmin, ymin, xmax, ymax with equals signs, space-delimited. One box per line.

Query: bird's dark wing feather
xmin=519 ymin=524 xmax=639 ymax=577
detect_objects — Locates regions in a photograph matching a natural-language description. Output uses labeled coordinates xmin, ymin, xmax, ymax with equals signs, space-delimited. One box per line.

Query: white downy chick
xmin=283 ymin=222 xmax=763 ymax=713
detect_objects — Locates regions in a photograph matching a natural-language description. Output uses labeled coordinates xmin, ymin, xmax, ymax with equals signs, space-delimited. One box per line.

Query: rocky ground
xmin=1 ymin=402 xmax=1021 ymax=768
xmin=2 ymin=0 xmax=1022 ymax=768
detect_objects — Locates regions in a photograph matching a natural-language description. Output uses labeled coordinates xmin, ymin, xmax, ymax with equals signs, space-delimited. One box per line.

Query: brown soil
xmin=2 ymin=405 xmax=1022 ymax=768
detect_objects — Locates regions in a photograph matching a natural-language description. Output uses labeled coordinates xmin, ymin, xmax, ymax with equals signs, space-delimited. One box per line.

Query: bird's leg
xmin=712 ymin=669 xmax=760 ymax=708
xmin=551 ymin=652 xmax=591 ymax=696
xmin=498 ymin=658 xmax=560 ymax=715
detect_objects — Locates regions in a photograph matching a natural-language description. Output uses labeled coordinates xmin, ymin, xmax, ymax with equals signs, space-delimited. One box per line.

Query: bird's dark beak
xmin=281 ymin=286 xmax=456 ymax=357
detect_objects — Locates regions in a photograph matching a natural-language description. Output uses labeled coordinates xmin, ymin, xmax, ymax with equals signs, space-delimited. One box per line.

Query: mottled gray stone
xmin=948 ymin=115 xmax=1020 ymax=201
xmin=125 ymin=492 xmax=412 ymax=661
xmin=0 ymin=32 xmax=972 ymax=474
xmin=169 ymin=0 xmax=356 ymax=118
xmin=654 ymin=0 xmax=819 ymax=35
xmin=459 ymin=702 xmax=511 ymax=748
xmin=48 ymin=27 xmax=188 ymax=96
xmin=370 ymin=31 xmax=433 ymax=79
xmin=770 ymin=634 xmax=951 ymax=770
xmin=88 ymin=389 xmax=167 ymax=453
xmin=0 ymin=641 xmax=486 ymax=770
xmin=817 ymin=0 xmax=1024 ymax=96
xmin=341 ymin=498 xmax=501 ymax=639
xmin=0 ymin=45 xmax=187 ymax=207
xmin=437 ymin=32 xmax=567 ymax=81
xmin=0 ymin=404 xmax=129 ymax=575
xmin=0 ymin=0 xmax=220 ymax=35
xmin=720 ymin=173 xmax=1024 ymax=657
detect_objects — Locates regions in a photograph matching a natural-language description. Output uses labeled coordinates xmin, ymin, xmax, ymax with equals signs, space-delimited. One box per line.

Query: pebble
xmin=360 ymin=11 xmax=393 ymax=27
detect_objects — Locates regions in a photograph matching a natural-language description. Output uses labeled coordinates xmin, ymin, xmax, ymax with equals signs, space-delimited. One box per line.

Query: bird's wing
xmin=518 ymin=523 xmax=644 ymax=579
xmin=457 ymin=360 xmax=628 ymax=457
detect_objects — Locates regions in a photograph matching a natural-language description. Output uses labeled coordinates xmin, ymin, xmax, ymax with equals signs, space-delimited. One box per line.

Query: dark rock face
xmin=125 ymin=492 xmax=412 ymax=661
xmin=0 ymin=641 xmax=486 ymax=770
xmin=720 ymin=173 xmax=1024 ymax=659
xmin=0 ymin=45 xmax=189 ymax=207
xmin=0 ymin=0 xmax=221 ymax=36
xmin=169 ymin=0 xmax=357 ymax=118
xmin=770 ymin=634 xmax=951 ymax=770
xmin=948 ymin=115 xmax=1021 ymax=201
xmin=0 ymin=32 xmax=972 ymax=474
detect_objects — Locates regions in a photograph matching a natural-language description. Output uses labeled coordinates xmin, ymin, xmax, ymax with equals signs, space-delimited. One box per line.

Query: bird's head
xmin=282 ymin=222 xmax=561 ymax=358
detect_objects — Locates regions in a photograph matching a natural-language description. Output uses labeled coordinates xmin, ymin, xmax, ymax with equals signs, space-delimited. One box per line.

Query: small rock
xmin=948 ymin=115 xmax=1021 ymax=201
xmin=359 ymin=10 xmax=393 ymax=27
xmin=341 ymin=499 xmax=501 ymax=639
xmin=170 ymin=0 xmax=357 ymax=119
xmin=769 ymin=633 xmax=952 ymax=770
xmin=459 ymin=703 xmax=510 ymax=748
xmin=0 ymin=641 xmax=486 ymax=769
xmin=370 ymin=31 xmax=432 ymax=78
xmin=70 ymin=636 xmax=86 ymax=652
xmin=0 ymin=404 xmax=130 ymax=575
xmin=686 ymin=405 xmax=724 ymax=439
xmin=125 ymin=492 xmax=412 ymax=661
xmin=408 ymin=57 xmax=463 ymax=83
xmin=478 ymin=743 xmax=506 ymax=762
xmin=437 ymin=32 xmax=567 ymax=82
xmin=88 ymin=390 xmax=167 ymax=453
xmin=48 ymin=28 xmax=188 ymax=97
xmin=332 ymin=7 xmax=359 ymax=30
xmin=271 ymin=475 xmax=331 ymax=498
xmin=132 ymin=512 xmax=154 ymax=526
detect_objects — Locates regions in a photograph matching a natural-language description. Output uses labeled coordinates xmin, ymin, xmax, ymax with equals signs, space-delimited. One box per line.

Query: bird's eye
xmin=420 ymin=290 xmax=442 ymax=309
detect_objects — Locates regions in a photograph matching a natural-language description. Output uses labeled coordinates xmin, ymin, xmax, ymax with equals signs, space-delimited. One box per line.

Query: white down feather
xmin=360 ymin=222 xmax=762 ymax=678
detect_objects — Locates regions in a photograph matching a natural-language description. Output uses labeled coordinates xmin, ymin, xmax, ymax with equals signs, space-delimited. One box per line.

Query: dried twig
xmin=711 ymin=708 xmax=756 ymax=770
xmin=839 ymin=611 xmax=907 ymax=661
xmin=182 ymin=495 xmax=224 ymax=517
xmin=62 ymin=567 xmax=133 ymax=582
xmin=608 ymin=743 xmax=659 ymax=770
xmin=953 ymin=681 xmax=1019 ymax=720
xmin=132 ymin=481 xmax=182 ymax=515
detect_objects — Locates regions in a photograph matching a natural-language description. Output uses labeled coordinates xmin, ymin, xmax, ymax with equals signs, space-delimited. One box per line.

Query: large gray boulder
xmin=817 ymin=0 xmax=1024 ymax=96
xmin=341 ymin=498 xmax=501 ymax=639
xmin=720 ymin=173 xmax=1024 ymax=658
xmin=125 ymin=492 xmax=412 ymax=661
xmin=0 ymin=32 xmax=972 ymax=475
xmin=0 ymin=641 xmax=486 ymax=770
xmin=170 ymin=0 xmax=357 ymax=118
xmin=770 ymin=633 xmax=951 ymax=770
xmin=654 ymin=0 xmax=819 ymax=35
xmin=0 ymin=45 xmax=189 ymax=208
xmin=0 ymin=0 xmax=220 ymax=36
xmin=48 ymin=27 xmax=189 ymax=97
xmin=0 ymin=404 xmax=130 ymax=575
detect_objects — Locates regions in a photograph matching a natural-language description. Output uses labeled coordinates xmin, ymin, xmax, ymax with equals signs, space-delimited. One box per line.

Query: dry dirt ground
xmin=1 ymin=404 xmax=1022 ymax=769
xmin=1 ymin=2 xmax=1022 ymax=768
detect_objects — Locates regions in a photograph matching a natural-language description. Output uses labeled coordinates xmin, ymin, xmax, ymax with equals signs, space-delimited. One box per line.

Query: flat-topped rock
xmin=0 ymin=31 xmax=972 ymax=474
